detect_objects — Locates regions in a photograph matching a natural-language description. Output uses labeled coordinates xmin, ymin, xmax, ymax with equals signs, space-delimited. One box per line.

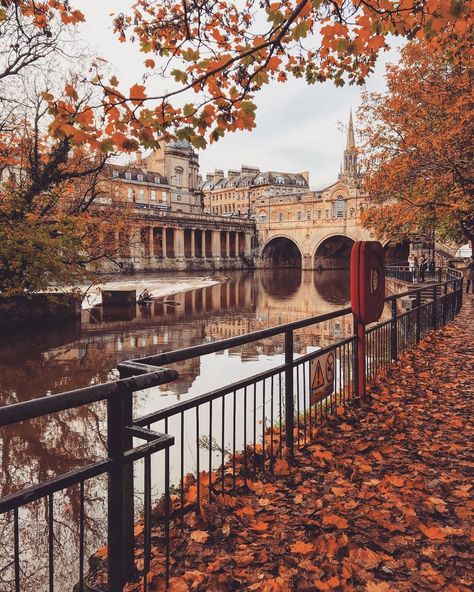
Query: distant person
xmin=419 ymin=256 xmax=428 ymax=283
xmin=408 ymin=254 xmax=416 ymax=283
xmin=466 ymin=256 xmax=474 ymax=294
xmin=413 ymin=255 xmax=419 ymax=283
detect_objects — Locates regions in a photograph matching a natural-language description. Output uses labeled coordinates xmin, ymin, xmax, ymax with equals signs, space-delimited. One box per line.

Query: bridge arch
xmin=313 ymin=234 xmax=356 ymax=269
xmin=261 ymin=235 xmax=302 ymax=268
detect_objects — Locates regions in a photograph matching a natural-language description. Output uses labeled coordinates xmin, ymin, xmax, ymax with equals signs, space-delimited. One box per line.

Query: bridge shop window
xmin=279 ymin=213 xmax=283 ymax=222
xmin=317 ymin=210 xmax=321 ymax=219
xmin=297 ymin=211 xmax=302 ymax=220
xmin=307 ymin=211 xmax=311 ymax=220
xmin=258 ymin=211 xmax=267 ymax=222
xmin=335 ymin=196 xmax=346 ymax=218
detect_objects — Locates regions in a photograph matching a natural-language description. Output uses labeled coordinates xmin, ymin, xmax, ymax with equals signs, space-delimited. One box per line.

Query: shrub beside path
xmin=123 ymin=297 xmax=474 ymax=592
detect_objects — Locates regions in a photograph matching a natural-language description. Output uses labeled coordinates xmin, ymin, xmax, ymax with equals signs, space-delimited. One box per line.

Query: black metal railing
xmin=0 ymin=266 xmax=463 ymax=591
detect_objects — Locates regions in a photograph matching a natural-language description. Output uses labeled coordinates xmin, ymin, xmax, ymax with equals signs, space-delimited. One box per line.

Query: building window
xmin=297 ymin=211 xmax=302 ymax=221
xmin=259 ymin=210 xmax=267 ymax=222
xmin=307 ymin=211 xmax=311 ymax=220
xmin=112 ymin=170 xmax=119 ymax=178
xmin=279 ymin=213 xmax=283 ymax=222
xmin=150 ymin=190 xmax=156 ymax=200
xmin=177 ymin=195 xmax=181 ymax=201
xmin=155 ymin=176 xmax=160 ymax=184
xmin=174 ymin=167 xmax=183 ymax=186
xmin=127 ymin=188 xmax=133 ymax=201
xmin=287 ymin=212 xmax=291 ymax=220
xmin=317 ymin=210 xmax=321 ymax=219
xmin=162 ymin=191 xmax=167 ymax=202
xmin=137 ymin=174 xmax=143 ymax=182
xmin=326 ymin=209 xmax=329 ymax=218
xmin=139 ymin=189 xmax=145 ymax=200
xmin=335 ymin=196 xmax=346 ymax=218
xmin=125 ymin=172 xmax=131 ymax=180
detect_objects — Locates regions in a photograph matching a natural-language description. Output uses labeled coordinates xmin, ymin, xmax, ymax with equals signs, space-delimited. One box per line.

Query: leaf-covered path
xmin=127 ymin=297 xmax=474 ymax=592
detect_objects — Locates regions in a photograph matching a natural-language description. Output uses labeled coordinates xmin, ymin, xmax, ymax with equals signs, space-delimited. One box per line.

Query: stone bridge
xmin=254 ymin=188 xmax=408 ymax=269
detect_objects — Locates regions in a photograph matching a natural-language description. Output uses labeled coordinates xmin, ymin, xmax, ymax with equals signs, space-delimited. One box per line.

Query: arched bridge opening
xmin=314 ymin=235 xmax=355 ymax=269
xmin=261 ymin=237 xmax=302 ymax=268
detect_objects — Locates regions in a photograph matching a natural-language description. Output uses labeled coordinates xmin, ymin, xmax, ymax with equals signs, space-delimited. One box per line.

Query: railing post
xmin=390 ymin=299 xmax=398 ymax=361
xmin=352 ymin=315 xmax=359 ymax=400
xmin=415 ymin=290 xmax=421 ymax=343
xmin=284 ymin=330 xmax=294 ymax=455
xmin=438 ymin=267 xmax=442 ymax=283
xmin=117 ymin=371 xmax=136 ymax=584
xmin=442 ymin=282 xmax=448 ymax=326
xmin=432 ymin=285 xmax=437 ymax=329
xmin=357 ymin=323 xmax=367 ymax=401
xmin=107 ymin=385 xmax=127 ymax=591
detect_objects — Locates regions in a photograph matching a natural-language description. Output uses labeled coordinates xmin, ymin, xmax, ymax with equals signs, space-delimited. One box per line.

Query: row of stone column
xmin=136 ymin=227 xmax=252 ymax=259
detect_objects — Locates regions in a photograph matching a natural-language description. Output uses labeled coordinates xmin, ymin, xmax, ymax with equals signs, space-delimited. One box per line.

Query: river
xmin=0 ymin=269 xmax=351 ymax=591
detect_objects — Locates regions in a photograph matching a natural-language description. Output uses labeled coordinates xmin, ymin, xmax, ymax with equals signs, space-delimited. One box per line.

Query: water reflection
xmin=0 ymin=269 xmax=351 ymax=591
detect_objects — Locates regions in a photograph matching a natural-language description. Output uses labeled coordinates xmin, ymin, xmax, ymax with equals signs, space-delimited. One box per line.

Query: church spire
xmin=346 ymin=109 xmax=355 ymax=150
xmin=341 ymin=109 xmax=358 ymax=178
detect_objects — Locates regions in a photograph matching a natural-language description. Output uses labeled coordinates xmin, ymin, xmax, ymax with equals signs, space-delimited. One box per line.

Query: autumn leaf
xmin=385 ymin=474 xmax=405 ymax=487
xmin=419 ymin=524 xmax=448 ymax=541
xmin=190 ymin=530 xmax=209 ymax=543
xmin=273 ymin=458 xmax=289 ymax=476
xmin=129 ymin=84 xmax=146 ymax=104
xmin=144 ymin=59 xmax=155 ymax=68
xmin=322 ymin=514 xmax=348 ymax=529
xmin=251 ymin=521 xmax=268 ymax=531
xmin=366 ymin=582 xmax=392 ymax=592
xmin=290 ymin=541 xmax=313 ymax=554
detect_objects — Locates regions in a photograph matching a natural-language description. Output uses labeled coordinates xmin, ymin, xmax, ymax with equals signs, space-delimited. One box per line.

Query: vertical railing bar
xmin=244 ymin=386 xmax=248 ymax=483
xmin=165 ymin=447 xmax=170 ymax=589
xmin=232 ymin=389 xmax=236 ymax=491
xmin=144 ymin=453 xmax=151 ymax=591
xmin=221 ymin=395 xmax=225 ymax=495
xmin=262 ymin=379 xmax=266 ymax=468
xmin=79 ymin=481 xmax=85 ymax=592
xmin=278 ymin=372 xmax=283 ymax=458
xmin=196 ymin=405 xmax=200 ymax=509
xmin=253 ymin=382 xmax=257 ymax=474
xmin=307 ymin=361 xmax=312 ymax=432
xmin=208 ymin=400 xmax=213 ymax=502
xmin=14 ymin=507 xmax=20 ymax=592
xmin=302 ymin=363 xmax=307 ymax=445
xmin=295 ymin=364 xmax=300 ymax=448
xmin=270 ymin=375 xmax=274 ymax=460
xmin=284 ymin=330 xmax=294 ymax=455
xmin=48 ymin=493 xmax=54 ymax=592
xmin=180 ymin=411 xmax=184 ymax=525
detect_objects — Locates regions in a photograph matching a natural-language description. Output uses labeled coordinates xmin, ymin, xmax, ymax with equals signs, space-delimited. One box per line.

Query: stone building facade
xmin=106 ymin=140 xmax=202 ymax=214
xmin=201 ymin=166 xmax=309 ymax=217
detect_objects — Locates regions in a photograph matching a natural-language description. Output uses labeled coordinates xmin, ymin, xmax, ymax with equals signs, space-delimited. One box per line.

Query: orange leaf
xmin=144 ymin=59 xmax=155 ymax=68
xmin=129 ymin=84 xmax=147 ymax=104
xmin=274 ymin=458 xmax=290 ymax=476
xmin=190 ymin=530 xmax=209 ymax=543
xmin=323 ymin=514 xmax=348 ymax=529
xmin=419 ymin=524 xmax=447 ymax=541
xmin=290 ymin=541 xmax=314 ymax=554
xmin=385 ymin=474 xmax=405 ymax=487
xmin=251 ymin=521 xmax=268 ymax=531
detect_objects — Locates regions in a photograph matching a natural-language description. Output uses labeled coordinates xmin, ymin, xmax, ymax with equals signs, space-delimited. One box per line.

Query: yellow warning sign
xmin=310 ymin=352 xmax=335 ymax=405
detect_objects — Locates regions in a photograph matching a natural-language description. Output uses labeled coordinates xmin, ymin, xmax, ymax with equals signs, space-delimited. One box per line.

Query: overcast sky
xmin=77 ymin=1 xmax=402 ymax=186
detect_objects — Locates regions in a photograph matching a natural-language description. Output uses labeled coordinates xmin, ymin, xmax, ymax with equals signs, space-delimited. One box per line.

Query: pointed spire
xmin=346 ymin=109 xmax=355 ymax=150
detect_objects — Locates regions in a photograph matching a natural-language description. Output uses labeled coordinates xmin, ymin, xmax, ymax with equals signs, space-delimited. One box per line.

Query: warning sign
xmin=310 ymin=351 xmax=335 ymax=405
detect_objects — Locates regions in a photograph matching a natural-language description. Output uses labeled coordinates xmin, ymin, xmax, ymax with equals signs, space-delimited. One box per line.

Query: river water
xmin=0 ymin=269 xmax=352 ymax=591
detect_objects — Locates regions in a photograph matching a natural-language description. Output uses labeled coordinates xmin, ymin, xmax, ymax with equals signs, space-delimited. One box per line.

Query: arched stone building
xmin=256 ymin=112 xmax=377 ymax=269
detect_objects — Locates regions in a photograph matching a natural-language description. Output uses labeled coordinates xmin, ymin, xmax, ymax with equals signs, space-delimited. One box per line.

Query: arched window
xmin=258 ymin=210 xmax=267 ymax=223
xmin=174 ymin=167 xmax=183 ymax=186
xmin=335 ymin=196 xmax=346 ymax=218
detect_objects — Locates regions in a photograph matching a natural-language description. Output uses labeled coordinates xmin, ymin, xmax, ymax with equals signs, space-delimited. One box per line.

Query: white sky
xmin=77 ymin=1 xmax=402 ymax=186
